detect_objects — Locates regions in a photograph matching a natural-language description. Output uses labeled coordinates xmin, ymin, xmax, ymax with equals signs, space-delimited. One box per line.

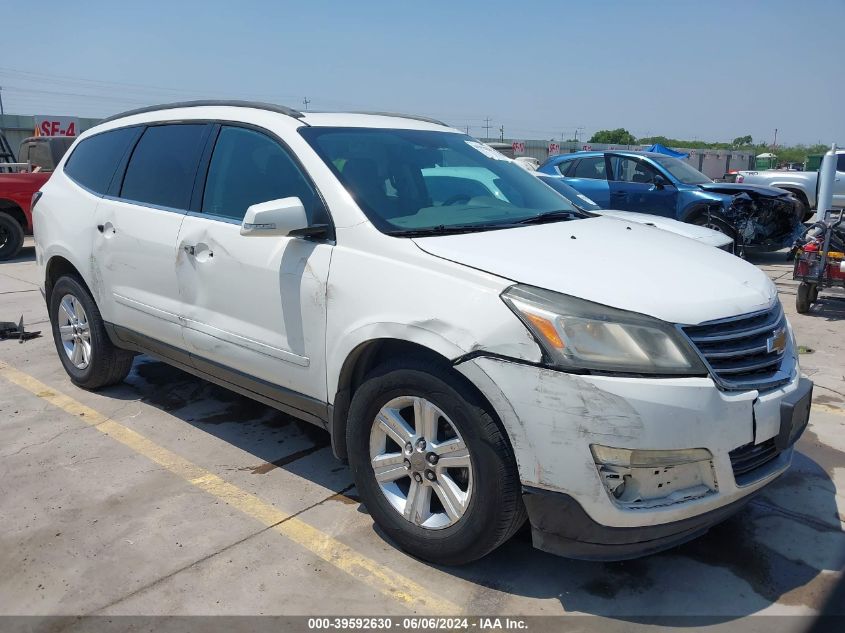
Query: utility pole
xmin=574 ymin=127 xmax=585 ymax=144
xmin=483 ymin=117 xmax=492 ymax=139
xmin=0 ymin=86 xmax=4 ymax=116
xmin=772 ymin=128 xmax=778 ymax=149
xmin=499 ymin=125 xmax=504 ymax=142
xmin=302 ymin=96 xmax=311 ymax=111
xmin=465 ymin=124 xmax=470 ymax=135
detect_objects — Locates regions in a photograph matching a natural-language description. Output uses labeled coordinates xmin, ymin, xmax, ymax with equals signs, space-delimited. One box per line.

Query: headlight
xmin=502 ymin=285 xmax=707 ymax=375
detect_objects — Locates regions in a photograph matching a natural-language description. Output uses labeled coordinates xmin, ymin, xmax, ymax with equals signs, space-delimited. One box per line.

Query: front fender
xmin=678 ymin=191 xmax=731 ymax=222
xmin=327 ymin=321 xmax=484 ymax=399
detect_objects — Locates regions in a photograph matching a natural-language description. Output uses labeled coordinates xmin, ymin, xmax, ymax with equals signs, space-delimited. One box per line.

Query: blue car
xmin=538 ymin=150 xmax=804 ymax=251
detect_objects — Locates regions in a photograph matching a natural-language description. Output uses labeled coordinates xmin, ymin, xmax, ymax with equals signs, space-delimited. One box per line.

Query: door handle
xmin=183 ymin=244 xmax=213 ymax=259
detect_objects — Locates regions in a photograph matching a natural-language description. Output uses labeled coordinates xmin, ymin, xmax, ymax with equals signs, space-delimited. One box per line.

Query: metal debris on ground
xmin=0 ymin=316 xmax=41 ymax=342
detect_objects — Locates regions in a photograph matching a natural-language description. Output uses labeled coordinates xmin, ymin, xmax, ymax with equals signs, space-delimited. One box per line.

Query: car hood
xmin=594 ymin=210 xmax=732 ymax=247
xmin=697 ymin=182 xmax=791 ymax=198
xmin=413 ymin=217 xmax=775 ymax=325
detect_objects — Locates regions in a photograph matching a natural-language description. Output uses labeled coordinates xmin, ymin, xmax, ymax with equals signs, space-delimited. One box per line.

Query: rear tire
xmin=0 ymin=213 xmax=24 ymax=261
xmin=49 ymin=275 xmax=135 ymax=389
xmin=346 ymin=358 xmax=526 ymax=565
xmin=796 ymin=282 xmax=813 ymax=314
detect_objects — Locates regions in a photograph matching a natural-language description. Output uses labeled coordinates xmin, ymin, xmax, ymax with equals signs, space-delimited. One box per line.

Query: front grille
xmin=729 ymin=438 xmax=779 ymax=478
xmin=681 ymin=303 xmax=790 ymax=390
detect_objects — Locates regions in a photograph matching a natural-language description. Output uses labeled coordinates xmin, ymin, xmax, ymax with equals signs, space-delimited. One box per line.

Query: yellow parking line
xmin=0 ymin=361 xmax=460 ymax=615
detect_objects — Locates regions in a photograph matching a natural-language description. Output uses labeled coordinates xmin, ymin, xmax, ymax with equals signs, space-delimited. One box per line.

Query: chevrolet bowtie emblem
xmin=767 ymin=327 xmax=787 ymax=354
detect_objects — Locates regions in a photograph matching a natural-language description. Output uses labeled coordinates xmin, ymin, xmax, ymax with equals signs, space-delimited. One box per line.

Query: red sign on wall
xmin=548 ymin=142 xmax=560 ymax=156
xmin=34 ymin=116 xmax=78 ymax=137
xmin=512 ymin=141 xmax=526 ymax=155
xmin=582 ymin=144 xmax=592 ymax=151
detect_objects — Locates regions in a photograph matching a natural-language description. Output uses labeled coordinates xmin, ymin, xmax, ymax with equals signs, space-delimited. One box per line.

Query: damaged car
xmin=35 ymin=102 xmax=812 ymax=565
xmin=534 ymin=173 xmax=735 ymax=252
xmin=538 ymin=150 xmax=805 ymax=253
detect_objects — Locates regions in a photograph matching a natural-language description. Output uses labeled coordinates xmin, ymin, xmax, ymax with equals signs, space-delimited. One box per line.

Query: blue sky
xmin=1 ymin=0 xmax=841 ymax=146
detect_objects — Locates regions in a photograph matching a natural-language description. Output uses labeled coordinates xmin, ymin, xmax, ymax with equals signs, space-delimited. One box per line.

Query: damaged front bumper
xmin=456 ymin=357 xmax=810 ymax=560
xmin=724 ymin=193 xmax=805 ymax=252
xmin=521 ymin=484 xmax=763 ymax=560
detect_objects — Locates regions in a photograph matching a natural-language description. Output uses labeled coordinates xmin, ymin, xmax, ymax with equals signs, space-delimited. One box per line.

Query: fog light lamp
xmin=591 ymin=445 xmax=713 ymax=468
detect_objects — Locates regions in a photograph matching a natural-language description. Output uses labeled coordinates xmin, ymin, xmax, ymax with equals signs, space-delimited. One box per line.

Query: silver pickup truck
xmin=735 ymin=150 xmax=845 ymax=220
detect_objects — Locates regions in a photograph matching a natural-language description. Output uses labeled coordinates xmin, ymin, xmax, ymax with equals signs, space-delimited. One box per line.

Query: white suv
xmin=33 ymin=101 xmax=813 ymax=564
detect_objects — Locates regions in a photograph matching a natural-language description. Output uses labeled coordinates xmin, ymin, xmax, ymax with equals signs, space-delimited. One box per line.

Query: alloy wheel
xmin=369 ymin=396 xmax=473 ymax=529
xmin=58 ymin=294 xmax=92 ymax=370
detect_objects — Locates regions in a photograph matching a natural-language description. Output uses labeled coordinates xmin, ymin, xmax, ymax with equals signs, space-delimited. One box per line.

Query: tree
xmin=732 ymin=135 xmax=753 ymax=147
xmin=589 ymin=128 xmax=636 ymax=145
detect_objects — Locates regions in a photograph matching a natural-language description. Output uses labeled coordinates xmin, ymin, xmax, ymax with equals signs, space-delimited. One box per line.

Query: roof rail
xmin=346 ymin=111 xmax=449 ymax=127
xmin=100 ymin=100 xmax=304 ymax=124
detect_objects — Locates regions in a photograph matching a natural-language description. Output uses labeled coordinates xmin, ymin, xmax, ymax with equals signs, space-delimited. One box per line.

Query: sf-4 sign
xmin=34 ymin=116 xmax=79 ymax=137
xmin=512 ymin=141 xmax=525 ymax=155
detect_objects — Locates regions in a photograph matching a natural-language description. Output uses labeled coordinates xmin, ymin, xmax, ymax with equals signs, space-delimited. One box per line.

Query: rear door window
xmin=571 ymin=156 xmax=607 ymax=180
xmin=63 ymin=127 xmax=139 ymax=194
xmin=201 ymin=125 xmax=321 ymax=222
xmin=120 ymin=124 xmax=209 ymax=210
xmin=837 ymin=154 xmax=845 ymax=172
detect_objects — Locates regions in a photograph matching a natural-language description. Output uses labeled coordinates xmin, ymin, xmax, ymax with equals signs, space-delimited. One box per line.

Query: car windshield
xmin=300 ymin=127 xmax=581 ymax=235
xmin=537 ymin=175 xmax=602 ymax=211
xmin=651 ymin=155 xmax=712 ymax=185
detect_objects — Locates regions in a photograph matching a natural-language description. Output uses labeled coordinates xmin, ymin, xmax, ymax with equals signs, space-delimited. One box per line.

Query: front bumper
xmin=456 ymin=357 xmax=811 ymax=558
xmin=522 ymin=483 xmax=767 ymax=560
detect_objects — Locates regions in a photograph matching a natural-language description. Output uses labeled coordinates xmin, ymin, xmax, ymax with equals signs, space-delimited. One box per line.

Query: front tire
xmin=49 ymin=275 xmax=135 ymax=389
xmin=346 ymin=358 xmax=526 ymax=565
xmin=691 ymin=210 xmax=737 ymax=242
xmin=0 ymin=213 xmax=24 ymax=261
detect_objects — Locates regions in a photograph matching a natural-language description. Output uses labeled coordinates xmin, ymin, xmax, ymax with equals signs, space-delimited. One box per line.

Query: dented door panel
xmin=92 ymin=198 xmax=187 ymax=349
xmin=175 ymin=214 xmax=332 ymax=402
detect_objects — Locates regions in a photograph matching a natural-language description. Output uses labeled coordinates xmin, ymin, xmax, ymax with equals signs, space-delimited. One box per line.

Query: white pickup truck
xmin=736 ymin=150 xmax=845 ymax=219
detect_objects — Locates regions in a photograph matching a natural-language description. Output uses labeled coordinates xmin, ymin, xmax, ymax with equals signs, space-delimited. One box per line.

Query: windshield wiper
xmin=385 ymin=224 xmax=501 ymax=237
xmin=515 ymin=209 xmax=585 ymax=225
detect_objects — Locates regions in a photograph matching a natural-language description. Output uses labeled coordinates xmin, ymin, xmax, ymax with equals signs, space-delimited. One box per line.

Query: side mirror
xmin=240 ymin=197 xmax=308 ymax=237
xmin=653 ymin=175 xmax=669 ymax=189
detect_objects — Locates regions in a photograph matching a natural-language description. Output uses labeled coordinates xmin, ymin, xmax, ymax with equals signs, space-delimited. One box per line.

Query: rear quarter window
xmin=63 ymin=127 xmax=139 ymax=194
xmin=556 ymin=159 xmax=576 ymax=176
